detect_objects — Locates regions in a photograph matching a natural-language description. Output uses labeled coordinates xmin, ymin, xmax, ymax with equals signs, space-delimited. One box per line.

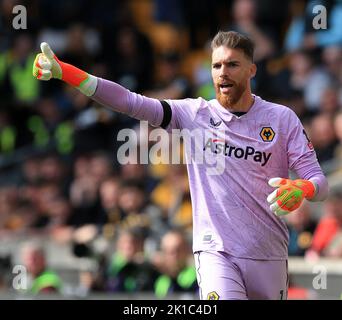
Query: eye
xmin=228 ymin=62 xmax=238 ymax=67
xmin=212 ymin=63 xmax=221 ymax=69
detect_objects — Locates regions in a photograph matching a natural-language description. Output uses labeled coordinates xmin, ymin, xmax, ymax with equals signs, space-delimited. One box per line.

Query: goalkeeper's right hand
xmin=33 ymin=42 xmax=97 ymax=96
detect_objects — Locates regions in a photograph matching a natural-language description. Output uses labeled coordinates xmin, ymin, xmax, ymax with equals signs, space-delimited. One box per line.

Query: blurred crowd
xmin=0 ymin=0 xmax=342 ymax=297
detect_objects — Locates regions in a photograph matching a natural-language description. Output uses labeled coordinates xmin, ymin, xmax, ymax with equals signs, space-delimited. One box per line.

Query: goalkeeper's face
xmin=211 ymin=46 xmax=256 ymax=110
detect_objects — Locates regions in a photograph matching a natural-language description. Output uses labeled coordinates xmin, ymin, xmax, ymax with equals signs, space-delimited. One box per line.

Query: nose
xmin=219 ymin=64 xmax=229 ymax=79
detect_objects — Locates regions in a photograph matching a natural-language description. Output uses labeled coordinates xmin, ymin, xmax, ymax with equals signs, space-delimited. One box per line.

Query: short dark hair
xmin=211 ymin=31 xmax=255 ymax=62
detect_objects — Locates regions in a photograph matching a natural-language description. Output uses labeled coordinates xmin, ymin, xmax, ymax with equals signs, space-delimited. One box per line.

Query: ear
xmin=250 ymin=63 xmax=257 ymax=78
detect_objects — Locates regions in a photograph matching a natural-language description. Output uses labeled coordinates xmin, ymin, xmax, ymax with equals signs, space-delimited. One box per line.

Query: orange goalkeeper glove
xmin=32 ymin=42 xmax=97 ymax=96
xmin=267 ymin=178 xmax=316 ymax=216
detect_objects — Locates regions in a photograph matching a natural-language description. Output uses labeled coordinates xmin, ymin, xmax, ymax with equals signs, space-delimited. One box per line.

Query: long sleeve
xmin=309 ymin=174 xmax=329 ymax=202
xmin=286 ymin=109 xmax=329 ymax=202
xmin=292 ymin=152 xmax=329 ymax=201
xmin=92 ymin=78 xmax=165 ymax=127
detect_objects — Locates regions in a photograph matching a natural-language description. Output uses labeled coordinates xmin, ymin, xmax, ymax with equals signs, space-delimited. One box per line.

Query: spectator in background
xmin=151 ymin=164 xmax=192 ymax=236
xmin=309 ymin=113 xmax=338 ymax=164
xmin=224 ymin=0 xmax=278 ymax=96
xmin=120 ymin=153 xmax=159 ymax=194
xmin=286 ymin=91 xmax=311 ymax=121
xmin=27 ymin=98 xmax=75 ymax=155
xmin=44 ymin=196 xmax=73 ymax=232
xmin=228 ymin=0 xmax=276 ymax=62
xmin=35 ymin=98 xmax=63 ymax=134
xmin=39 ymin=153 xmax=69 ymax=191
xmin=285 ymin=0 xmax=342 ymax=52
xmin=89 ymin=151 xmax=114 ymax=186
xmin=322 ymin=45 xmax=342 ymax=84
xmin=306 ymin=189 xmax=342 ymax=259
xmin=288 ymin=49 xmax=332 ymax=113
xmin=152 ymin=229 xmax=198 ymax=298
xmin=106 ymin=24 xmax=155 ymax=93
xmin=321 ymin=45 xmax=342 ymax=107
xmin=284 ymin=0 xmax=310 ymax=52
xmin=144 ymin=51 xmax=191 ymax=100
xmin=14 ymin=153 xmax=72 ymax=233
xmin=0 ymin=32 xmax=40 ymax=104
xmin=0 ymin=110 xmax=17 ymax=154
xmin=20 ymin=155 xmax=42 ymax=186
xmin=191 ymin=44 xmax=216 ymax=101
xmin=104 ymin=228 xmax=159 ymax=293
xmin=99 ymin=175 xmax=122 ymax=238
xmin=0 ymin=186 xmax=22 ymax=234
xmin=69 ymin=168 xmax=100 ymax=227
xmin=319 ymin=87 xmax=340 ymax=116
xmin=69 ymin=152 xmax=113 ymax=227
xmin=304 ymin=0 xmax=342 ymax=50
xmin=2 ymin=154 xmax=70 ymax=236
xmin=285 ymin=201 xmax=317 ymax=256
xmin=118 ymin=179 xmax=169 ymax=251
xmin=29 ymin=182 xmax=61 ymax=229
xmin=59 ymin=23 xmax=99 ymax=70
xmin=1 ymin=200 xmax=37 ymax=236
xmin=70 ymin=87 xmax=117 ymax=154
xmin=21 ymin=242 xmax=62 ymax=295
xmin=72 ymin=153 xmax=91 ymax=180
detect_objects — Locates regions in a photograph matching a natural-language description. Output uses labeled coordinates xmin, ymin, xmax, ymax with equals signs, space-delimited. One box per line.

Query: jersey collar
xmin=213 ymin=94 xmax=259 ymax=120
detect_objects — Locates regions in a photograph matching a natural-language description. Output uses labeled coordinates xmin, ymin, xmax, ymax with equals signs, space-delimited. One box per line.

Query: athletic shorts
xmin=194 ymin=251 xmax=288 ymax=300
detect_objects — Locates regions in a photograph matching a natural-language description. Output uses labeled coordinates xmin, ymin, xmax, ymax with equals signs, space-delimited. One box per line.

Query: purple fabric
xmin=195 ymin=251 xmax=288 ymax=300
xmin=93 ymin=78 xmax=164 ymax=127
xmin=163 ymin=95 xmax=328 ymax=259
xmin=91 ymin=77 xmax=329 ymax=260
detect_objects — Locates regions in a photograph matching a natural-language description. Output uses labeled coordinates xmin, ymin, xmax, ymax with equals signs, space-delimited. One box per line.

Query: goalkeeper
xmin=33 ymin=31 xmax=328 ymax=300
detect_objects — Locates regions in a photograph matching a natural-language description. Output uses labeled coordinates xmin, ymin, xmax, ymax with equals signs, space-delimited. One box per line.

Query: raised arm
xmin=33 ymin=42 xmax=171 ymax=128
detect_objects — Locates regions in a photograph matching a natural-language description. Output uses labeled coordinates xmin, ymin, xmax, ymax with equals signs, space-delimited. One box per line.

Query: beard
xmin=216 ymin=81 xmax=246 ymax=110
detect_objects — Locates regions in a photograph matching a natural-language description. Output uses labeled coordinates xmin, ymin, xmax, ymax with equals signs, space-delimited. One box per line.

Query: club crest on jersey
xmin=207 ymin=291 xmax=219 ymax=300
xmin=260 ymin=127 xmax=275 ymax=142
xmin=209 ymin=118 xmax=222 ymax=128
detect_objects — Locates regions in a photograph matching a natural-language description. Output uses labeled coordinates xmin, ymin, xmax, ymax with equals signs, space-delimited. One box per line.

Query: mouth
xmin=219 ymin=83 xmax=234 ymax=94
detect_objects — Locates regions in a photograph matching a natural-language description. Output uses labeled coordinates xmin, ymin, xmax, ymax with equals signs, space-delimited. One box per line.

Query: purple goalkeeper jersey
xmin=93 ymin=79 xmax=328 ymax=261
xmin=163 ymin=95 xmax=324 ymax=260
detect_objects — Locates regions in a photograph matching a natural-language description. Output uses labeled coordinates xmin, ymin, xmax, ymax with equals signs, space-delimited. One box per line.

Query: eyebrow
xmin=212 ymin=59 xmax=240 ymax=65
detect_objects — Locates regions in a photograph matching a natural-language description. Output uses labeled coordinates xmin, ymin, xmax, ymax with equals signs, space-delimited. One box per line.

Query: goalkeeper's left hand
xmin=267 ymin=178 xmax=316 ymax=216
